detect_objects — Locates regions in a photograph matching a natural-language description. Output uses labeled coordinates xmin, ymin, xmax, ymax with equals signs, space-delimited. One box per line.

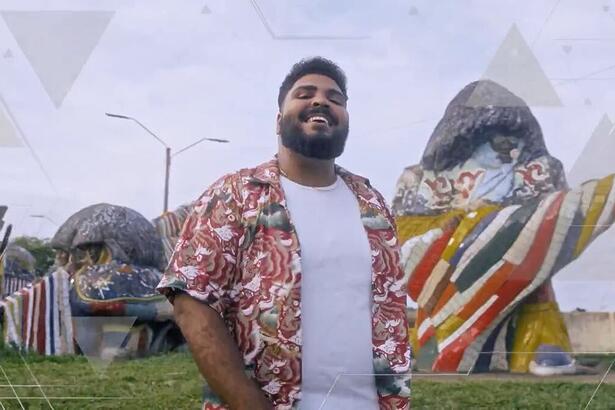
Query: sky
xmin=1 ymin=0 xmax=615 ymax=310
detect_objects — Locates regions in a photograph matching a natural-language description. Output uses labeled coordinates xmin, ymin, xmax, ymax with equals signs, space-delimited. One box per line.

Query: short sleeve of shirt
xmin=156 ymin=173 xmax=243 ymax=315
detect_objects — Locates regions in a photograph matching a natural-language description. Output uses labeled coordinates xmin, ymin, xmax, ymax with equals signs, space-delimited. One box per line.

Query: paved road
xmin=413 ymin=371 xmax=615 ymax=384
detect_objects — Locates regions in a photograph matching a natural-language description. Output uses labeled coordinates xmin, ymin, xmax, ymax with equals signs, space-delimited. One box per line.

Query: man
xmin=157 ymin=57 xmax=411 ymax=410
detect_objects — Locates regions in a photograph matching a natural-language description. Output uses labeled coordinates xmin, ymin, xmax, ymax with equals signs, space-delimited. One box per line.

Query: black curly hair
xmin=278 ymin=57 xmax=347 ymax=108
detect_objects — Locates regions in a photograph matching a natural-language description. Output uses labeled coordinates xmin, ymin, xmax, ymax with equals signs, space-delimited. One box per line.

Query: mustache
xmin=298 ymin=107 xmax=337 ymax=125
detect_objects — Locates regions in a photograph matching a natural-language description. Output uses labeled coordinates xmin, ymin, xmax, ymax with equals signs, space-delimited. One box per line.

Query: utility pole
xmin=105 ymin=113 xmax=229 ymax=213
xmin=164 ymin=147 xmax=171 ymax=213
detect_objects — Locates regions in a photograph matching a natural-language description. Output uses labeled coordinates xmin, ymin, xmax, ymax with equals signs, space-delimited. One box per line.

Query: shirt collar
xmin=247 ymin=156 xmax=371 ymax=189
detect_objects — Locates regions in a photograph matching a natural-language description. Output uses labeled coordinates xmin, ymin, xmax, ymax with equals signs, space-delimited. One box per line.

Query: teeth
xmin=308 ymin=116 xmax=329 ymax=125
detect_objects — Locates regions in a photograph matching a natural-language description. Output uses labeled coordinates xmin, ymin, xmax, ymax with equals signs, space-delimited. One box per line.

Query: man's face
xmin=277 ymin=74 xmax=349 ymax=160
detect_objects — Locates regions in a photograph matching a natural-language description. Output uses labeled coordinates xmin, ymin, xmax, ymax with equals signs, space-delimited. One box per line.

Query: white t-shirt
xmin=280 ymin=175 xmax=379 ymax=410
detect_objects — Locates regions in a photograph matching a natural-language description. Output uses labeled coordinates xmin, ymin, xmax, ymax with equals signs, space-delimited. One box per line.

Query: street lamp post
xmin=29 ymin=214 xmax=58 ymax=226
xmin=105 ymin=113 xmax=229 ymax=213
xmin=29 ymin=214 xmax=58 ymax=237
xmin=164 ymin=147 xmax=171 ymax=213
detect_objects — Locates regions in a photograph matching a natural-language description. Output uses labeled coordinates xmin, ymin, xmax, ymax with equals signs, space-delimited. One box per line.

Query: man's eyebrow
xmin=292 ymin=85 xmax=317 ymax=93
xmin=292 ymin=84 xmax=345 ymax=98
xmin=327 ymin=89 xmax=347 ymax=100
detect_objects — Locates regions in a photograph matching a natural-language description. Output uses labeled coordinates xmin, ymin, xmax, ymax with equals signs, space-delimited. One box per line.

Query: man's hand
xmin=173 ymin=292 xmax=273 ymax=410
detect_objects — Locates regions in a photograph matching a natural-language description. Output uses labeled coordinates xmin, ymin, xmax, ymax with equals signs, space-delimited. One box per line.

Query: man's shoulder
xmin=335 ymin=164 xmax=391 ymax=207
xmin=335 ymin=164 xmax=372 ymax=187
xmin=202 ymin=158 xmax=278 ymax=196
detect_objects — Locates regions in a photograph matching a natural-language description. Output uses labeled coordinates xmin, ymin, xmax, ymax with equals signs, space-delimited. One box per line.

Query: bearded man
xmin=393 ymin=80 xmax=615 ymax=374
xmin=158 ymin=57 xmax=411 ymax=410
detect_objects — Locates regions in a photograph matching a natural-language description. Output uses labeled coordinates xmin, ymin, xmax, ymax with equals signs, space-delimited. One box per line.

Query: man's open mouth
xmin=307 ymin=115 xmax=330 ymax=126
xmin=302 ymin=111 xmax=334 ymax=127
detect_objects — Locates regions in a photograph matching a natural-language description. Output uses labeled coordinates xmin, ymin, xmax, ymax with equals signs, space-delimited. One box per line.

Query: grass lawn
xmin=0 ymin=350 xmax=613 ymax=409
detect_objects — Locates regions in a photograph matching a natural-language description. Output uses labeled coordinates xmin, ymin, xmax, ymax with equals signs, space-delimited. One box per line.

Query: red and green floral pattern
xmin=158 ymin=158 xmax=411 ymax=410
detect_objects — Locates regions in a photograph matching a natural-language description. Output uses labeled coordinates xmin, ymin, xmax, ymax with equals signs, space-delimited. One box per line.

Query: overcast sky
xmin=1 ymin=0 xmax=615 ymax=309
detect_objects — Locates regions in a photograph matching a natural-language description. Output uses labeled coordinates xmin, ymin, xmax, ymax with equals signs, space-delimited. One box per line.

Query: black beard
xmin=279 ymin=114 xmax=349 ymax=160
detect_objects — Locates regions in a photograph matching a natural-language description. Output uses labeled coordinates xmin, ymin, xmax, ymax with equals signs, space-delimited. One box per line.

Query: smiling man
xmin=157 ymin=57 xmax=411 ymax=410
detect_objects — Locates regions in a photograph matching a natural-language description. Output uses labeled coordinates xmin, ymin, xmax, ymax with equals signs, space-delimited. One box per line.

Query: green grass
xmin=0 ymin=350 xmax=613 ymax=409
xmin=412 ymin=380 xmax=614 ymax=409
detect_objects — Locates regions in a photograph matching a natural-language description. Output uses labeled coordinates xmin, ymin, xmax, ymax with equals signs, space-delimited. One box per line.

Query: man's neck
xmin=278 ymin=146 xmax=336 ymax=187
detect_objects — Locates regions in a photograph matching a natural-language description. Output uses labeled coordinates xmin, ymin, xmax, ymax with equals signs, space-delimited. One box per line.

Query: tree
xmin=10 ymin=236 xmax=55 ymax=276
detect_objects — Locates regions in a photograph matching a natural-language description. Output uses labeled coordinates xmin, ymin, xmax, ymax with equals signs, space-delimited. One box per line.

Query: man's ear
xmin=276 ymin=112 xmax=281 ymax=136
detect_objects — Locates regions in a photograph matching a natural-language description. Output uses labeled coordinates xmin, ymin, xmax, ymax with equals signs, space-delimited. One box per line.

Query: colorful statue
xmin=393 ymin=80 xmax=615 ymax=374
xmin=152 ymin=203 xmax=192 ymax=263
xmin=0 ymin=208 xmax=15 ymax=298
xmin=1 ymin=203 xmax=184 ymax=357
xmin=1 ymin=244 xmax=36 ymax=297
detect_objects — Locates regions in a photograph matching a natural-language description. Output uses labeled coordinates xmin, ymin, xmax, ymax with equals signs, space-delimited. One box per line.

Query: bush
xmin=10 ymin=236 xmax=55 ymax=276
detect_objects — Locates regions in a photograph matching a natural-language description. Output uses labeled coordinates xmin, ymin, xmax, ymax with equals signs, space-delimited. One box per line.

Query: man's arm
xmin=174 ymin=293 xmax=272 ymax=410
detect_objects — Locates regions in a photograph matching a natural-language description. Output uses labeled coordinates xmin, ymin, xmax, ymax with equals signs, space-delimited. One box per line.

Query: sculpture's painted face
xmin=455 ymin=133 xmax=527 ymax=201
xmin=473 ymin=141 xmax=509 ymax=169
xmin=489 ymin=134 xmax=523 ymax=164
xmin=472 ymin=135 xmax=525 ymax=170
xmin=55 ymin=243 xmax=108 ymax=276
xmin=412 ymin=134 xmax=538 ymax=211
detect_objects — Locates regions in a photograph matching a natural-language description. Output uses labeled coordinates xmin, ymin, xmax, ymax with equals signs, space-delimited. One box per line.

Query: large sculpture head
xmin=393 ymin=80 xmax=567 ymax=215
xmin=1 ymin=244 xmax=36 ymax=298
xmin=50 ymin=203 xmax=164 ymax=274
xmin=3 ymin=244 xmax=35 ymax=277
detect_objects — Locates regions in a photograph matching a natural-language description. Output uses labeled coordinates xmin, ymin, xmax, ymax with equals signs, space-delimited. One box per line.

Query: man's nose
xmin=310 ymin=93 xmax=329 ymax=107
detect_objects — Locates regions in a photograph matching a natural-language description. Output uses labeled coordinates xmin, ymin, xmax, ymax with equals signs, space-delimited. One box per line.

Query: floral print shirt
xmin=157 ymin=158 xmax=411 ymax=410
